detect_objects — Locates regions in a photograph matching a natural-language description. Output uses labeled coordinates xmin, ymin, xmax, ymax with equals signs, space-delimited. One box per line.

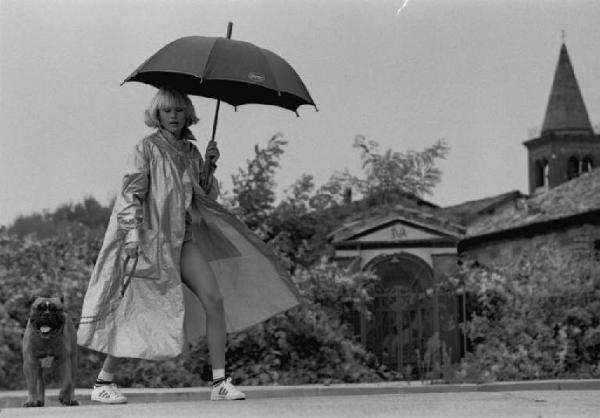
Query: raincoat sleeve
xmin=117 ymin=140 xmax=150 ymax=243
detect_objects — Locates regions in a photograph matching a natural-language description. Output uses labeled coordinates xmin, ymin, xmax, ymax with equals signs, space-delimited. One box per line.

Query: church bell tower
xmin=523 ymin=42 xmax=600 ymax=194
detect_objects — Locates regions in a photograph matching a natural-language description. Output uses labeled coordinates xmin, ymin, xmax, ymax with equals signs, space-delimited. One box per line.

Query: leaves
xmin=325 ymin=135 xmax=449 ymax=203
xmin=226 ymin=133 xmax=287 ymax=232
xmin=445 ymin=243 xmax=600 ymax=382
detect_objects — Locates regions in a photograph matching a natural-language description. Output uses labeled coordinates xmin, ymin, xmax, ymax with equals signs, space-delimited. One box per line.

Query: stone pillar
xmin=431 ymin=253 xmax=461 ymax=363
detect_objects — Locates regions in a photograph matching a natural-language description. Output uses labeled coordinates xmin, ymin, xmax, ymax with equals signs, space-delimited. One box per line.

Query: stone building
xmin=329 ymin=42 xmax=600 ymax=371
xmin=458 ymin=168 xmax=600 ymax=265
xmin=329 ymin=197 xmax=465 ymax=369
xmin=461 ymin=42 xmax=600 ymax=263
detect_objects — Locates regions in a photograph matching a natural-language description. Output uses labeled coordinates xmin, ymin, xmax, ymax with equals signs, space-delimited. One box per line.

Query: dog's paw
xmin=58 ymin=397 xmax=79 ymax=406
xmin=23 ymin=400 xmax=44 ymax=407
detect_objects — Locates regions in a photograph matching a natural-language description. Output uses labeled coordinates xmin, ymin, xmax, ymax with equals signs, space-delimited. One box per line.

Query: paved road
xmin=1 ymin=391 xmax=599 ymax=418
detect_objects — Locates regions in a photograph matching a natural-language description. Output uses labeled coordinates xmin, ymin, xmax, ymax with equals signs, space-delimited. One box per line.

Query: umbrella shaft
xmin=210 ymin=22 xmax=232 ymax=144
xmin=211 ymin=100 xmax=221 ymax=143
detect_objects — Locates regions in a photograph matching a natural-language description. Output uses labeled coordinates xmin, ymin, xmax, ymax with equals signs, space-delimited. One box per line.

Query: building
xmin=329 ymin=41 xmax=600 ymax=372
xmin=329 ymin=197 xmax=464 ymax=370
xmin=462 ymin=42 xmax=600 ymax=263
xmin=459 ymin=168 xmax=600 ymax=265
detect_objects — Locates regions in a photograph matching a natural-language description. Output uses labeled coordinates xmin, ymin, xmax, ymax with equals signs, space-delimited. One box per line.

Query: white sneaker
xmin=91 ymin=382 xmax=128 ymax=404
xmin=211 ymin=377 xmax=246 ymax=400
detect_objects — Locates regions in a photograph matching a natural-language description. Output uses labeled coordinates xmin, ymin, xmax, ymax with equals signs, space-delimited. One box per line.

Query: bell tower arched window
xmin=582 ymin=156 xmax=594 ymax=173
xmin=534 ymin=159 xmax=550 ymax=188
xmin=567 ymin=156 xmax=580 ymax=180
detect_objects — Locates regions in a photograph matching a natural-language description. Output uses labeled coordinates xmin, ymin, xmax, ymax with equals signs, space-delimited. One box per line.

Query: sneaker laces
xmin=98 ymin=383 xmax=124 ymax=398
xmin=216 ymin=377 xmax=242 ymax=395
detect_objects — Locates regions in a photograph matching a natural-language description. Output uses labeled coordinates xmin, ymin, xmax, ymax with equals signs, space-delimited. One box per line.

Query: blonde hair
xmin=144 ymin=86 xmax=199 ymax=128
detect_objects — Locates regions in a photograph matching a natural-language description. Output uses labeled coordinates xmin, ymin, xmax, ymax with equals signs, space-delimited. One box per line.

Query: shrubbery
xmin=0 ymin=230 xmax=100 ymax=389
xmin=0 ymin=230 xmax=398 ymax=390
xmin=445 ymin=244 xmax=600 ymax=382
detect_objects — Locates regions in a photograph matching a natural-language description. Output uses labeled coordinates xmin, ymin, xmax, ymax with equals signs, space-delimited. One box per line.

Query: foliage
xmin=269 ymin=174 xmax=346 ymax=269
xmin=415 ymin=332 xmax=456 ymax=384
xmin=225 ymin=133 xmax=287 ymax=235
xmin=225 ymin=134 xmax=451 ymax=271
xmin=226 ymin=261 xmax=401 ymax=385
xmin=8 ymin=196 xmax=113 ymax=239
xmin=0 ymin=230 xmax=102 ymax=389
xmin=324 ymin=136 xmax=449 ymax=204
xmin=0 ymin=228 xmax=398 ymax=389
xmin=441 ymin=243 xmax=600 ymax=382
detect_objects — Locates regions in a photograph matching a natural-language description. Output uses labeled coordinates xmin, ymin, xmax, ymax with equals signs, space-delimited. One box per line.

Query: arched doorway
xmin=363 ymin=253 xmax=435 ymax=372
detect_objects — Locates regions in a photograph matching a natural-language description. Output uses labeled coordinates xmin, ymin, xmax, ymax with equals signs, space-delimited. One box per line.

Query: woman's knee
xmin=180 ymin=242 xmax=223 ymax=311
xmin=203 ymin=289 xmax=224 ymax=313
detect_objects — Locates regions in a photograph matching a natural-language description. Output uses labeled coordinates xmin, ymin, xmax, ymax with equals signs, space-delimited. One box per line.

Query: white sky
xmin=1 ymin=0 xmax=600 ymax=226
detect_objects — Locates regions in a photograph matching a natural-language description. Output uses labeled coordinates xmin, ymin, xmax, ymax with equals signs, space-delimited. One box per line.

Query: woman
xmin=78 ymin=87 xmax=301 ymax=403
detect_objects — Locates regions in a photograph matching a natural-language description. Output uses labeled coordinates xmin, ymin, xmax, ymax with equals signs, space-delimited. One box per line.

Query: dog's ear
xmin=27 ymin=295 xmax=39 ymax=309
xmin=48 ymin=294 xmax=65 ymax=304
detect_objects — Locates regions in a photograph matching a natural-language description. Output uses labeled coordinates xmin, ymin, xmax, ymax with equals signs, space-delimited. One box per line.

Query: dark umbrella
xmin=123 ymin=22 xmax=316 ymax=140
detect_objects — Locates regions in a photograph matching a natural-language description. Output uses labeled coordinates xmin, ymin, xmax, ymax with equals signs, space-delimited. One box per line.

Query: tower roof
xmin=541 ymin=43 xmax=593 ymax=135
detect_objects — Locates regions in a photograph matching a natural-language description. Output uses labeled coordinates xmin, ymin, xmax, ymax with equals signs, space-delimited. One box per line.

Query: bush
xmin=0 ymin=230 xmax=101 ymax=389
xmin=0 ymin=231 xmax=397 ymax=389
xmin=226 ymin=261 xmax=399 ymax=385
xmin=445 ymin=243 xmax=600 ymax=382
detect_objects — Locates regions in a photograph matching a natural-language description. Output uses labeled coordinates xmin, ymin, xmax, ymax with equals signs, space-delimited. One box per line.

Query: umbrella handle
xmin=209 ymin=22 xmax=234 ymax=147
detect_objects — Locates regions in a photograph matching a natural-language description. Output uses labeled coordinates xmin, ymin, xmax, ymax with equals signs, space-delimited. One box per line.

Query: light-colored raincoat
xmin=77 ymin=129 xmax=301 ymax=360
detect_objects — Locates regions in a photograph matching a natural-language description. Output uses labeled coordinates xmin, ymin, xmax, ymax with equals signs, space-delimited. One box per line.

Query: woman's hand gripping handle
xmin=205 ymin=140 xmax=220 ymax=164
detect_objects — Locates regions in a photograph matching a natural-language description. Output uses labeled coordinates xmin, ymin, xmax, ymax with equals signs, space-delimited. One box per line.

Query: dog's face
xmin=29 ymin=296 xmax=65 ymax=338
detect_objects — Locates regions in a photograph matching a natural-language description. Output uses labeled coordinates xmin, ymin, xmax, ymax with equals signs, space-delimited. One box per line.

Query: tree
xmin=225 ymin=133 xmax=287 ymax=236
xmin=324 ymin=136 xmax=449 ymax=205
xmin=53 ymin=196 xmax=113 ymax=230
xmin=8 ymin=196 xmax=113 ymax=238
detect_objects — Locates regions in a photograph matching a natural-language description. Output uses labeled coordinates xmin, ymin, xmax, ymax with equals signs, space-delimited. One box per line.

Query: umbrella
xmin=123 ymin=22 xmax=316 ymax=142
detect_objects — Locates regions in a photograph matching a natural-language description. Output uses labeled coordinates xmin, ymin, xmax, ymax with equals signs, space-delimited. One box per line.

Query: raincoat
xmin=77 ymin=129 xmax=301 ymax=360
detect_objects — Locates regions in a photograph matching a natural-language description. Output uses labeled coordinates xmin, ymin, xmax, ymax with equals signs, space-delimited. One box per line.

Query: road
xmin=1 ymin=391 xmax=599 ymax=418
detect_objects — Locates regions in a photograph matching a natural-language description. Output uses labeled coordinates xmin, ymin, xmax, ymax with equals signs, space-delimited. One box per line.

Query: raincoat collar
xmin=157 ymin=127 xmax=197 ymax=154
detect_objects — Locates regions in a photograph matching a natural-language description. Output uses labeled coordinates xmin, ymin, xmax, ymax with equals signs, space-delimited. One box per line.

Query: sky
xmin=1 ymin=0 xmax=600 ymax=227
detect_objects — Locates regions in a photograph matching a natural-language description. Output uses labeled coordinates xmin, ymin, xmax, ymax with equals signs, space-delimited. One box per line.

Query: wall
xmin=465 ymin=223 xmax=600 ymax=266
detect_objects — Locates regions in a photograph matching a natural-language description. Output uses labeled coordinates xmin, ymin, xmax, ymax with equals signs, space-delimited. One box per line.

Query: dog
xmin=22 ymin=296 xmax=79 ymax=407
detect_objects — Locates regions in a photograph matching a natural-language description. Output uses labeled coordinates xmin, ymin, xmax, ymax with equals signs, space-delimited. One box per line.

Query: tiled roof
xmin=466 ymin=168 xmax=600 ymax=237
xmin=438 ymin=190 xmax=525 ymax=225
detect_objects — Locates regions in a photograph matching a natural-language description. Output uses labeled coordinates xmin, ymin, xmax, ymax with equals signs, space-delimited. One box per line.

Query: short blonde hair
xmin=144 ymin=86 xmax=199 ymax=128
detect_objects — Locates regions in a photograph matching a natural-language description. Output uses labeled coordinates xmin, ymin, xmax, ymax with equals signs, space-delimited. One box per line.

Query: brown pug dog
xmin=22 ymin=296 xmax=79 ymax=407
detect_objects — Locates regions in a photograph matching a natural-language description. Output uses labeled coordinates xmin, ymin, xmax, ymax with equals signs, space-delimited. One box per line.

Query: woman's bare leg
xmin=101 ymin=355 xmax=119 ymax=375
xmin=180 ymin=241 xmax=226 ymax=369
xmin=92 ymin=355 xmax=127 ymax=403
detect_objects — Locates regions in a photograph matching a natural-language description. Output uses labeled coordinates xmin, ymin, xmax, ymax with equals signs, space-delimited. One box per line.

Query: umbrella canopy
xmin=123 ymin=35 xmax=316 ymax=113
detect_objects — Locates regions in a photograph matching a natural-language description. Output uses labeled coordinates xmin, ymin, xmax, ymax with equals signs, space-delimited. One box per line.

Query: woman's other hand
xmin=205 ymin=141 xmax=220 ymax=164
xmin=124 ymin=241 xmax=140 ymax=258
